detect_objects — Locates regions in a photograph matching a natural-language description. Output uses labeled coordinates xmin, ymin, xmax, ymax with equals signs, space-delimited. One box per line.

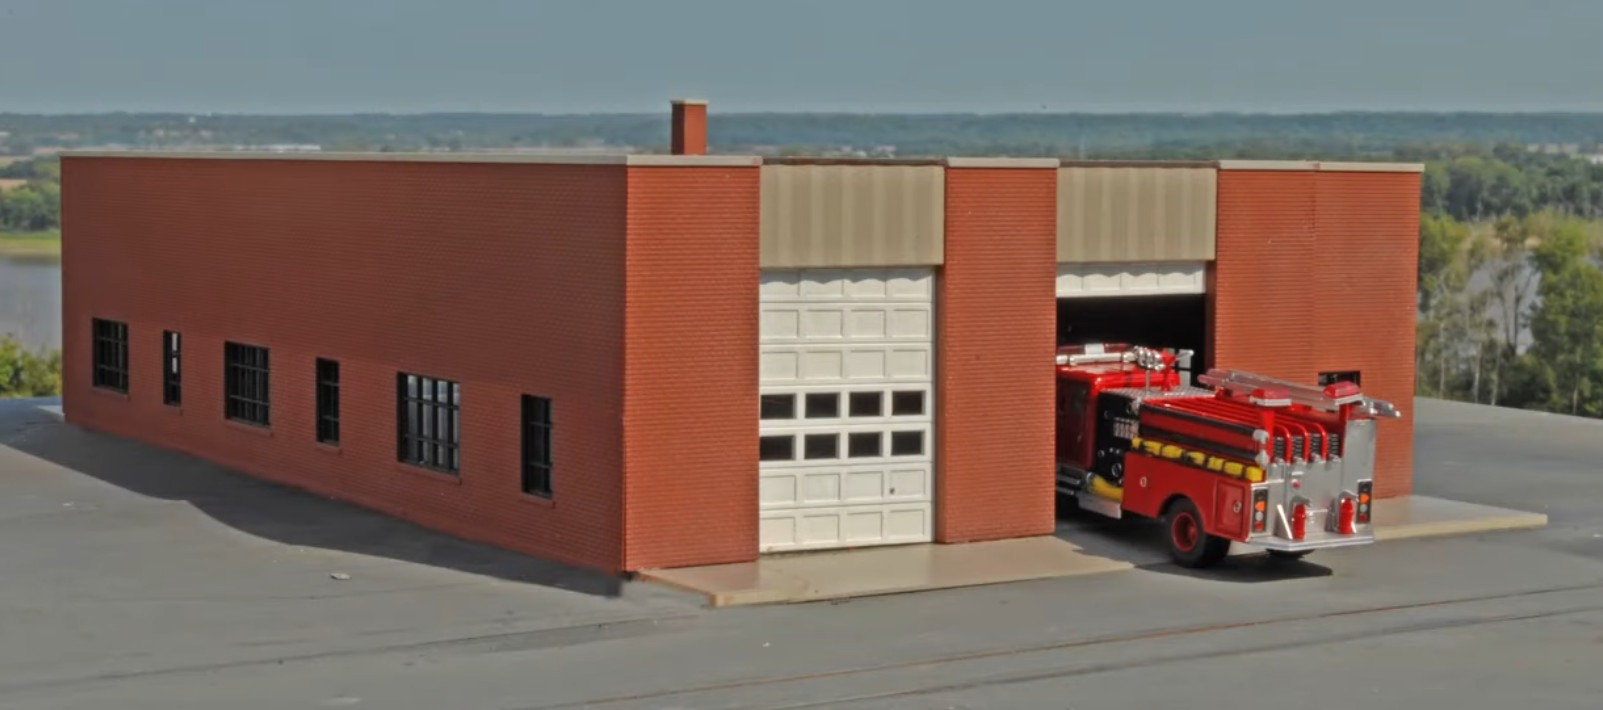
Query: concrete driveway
xmin=2 ymin=396 xmax=1600 ymax=709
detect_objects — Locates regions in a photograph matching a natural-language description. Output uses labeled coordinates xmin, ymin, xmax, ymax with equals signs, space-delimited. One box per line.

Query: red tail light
xmin=1356 ymin=480 xmax=1373 ymax=524
xmin=1290 ymin=502 xmax=1308 ymax=541
xmin=1251 ymin=487 xmax=1269 ymax=533
xmin=1338 ymin=497 xmax=1356 ymax=535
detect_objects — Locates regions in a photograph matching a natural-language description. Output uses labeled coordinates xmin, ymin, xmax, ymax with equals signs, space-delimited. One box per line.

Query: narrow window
xmin=397 ymin=372 xmax=461 ymax=474
xmin=315 ymin=359 xmax=340 ymax=445
xmin=223 ymin=341 xmax=271 ymax=427
xmin=1318 ymin=371 xmax=1362 ymax=387
xmin=161 ymin=331 xmax=181 ymax=406
xmin=522 ymin=395 xmax=553 ymax=497
xmin=91 ymin=318 xmax=129 ymax=393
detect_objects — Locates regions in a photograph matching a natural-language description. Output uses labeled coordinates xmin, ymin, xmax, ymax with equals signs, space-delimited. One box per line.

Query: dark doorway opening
xmin=1056 ymin=294 xmax=1209 ymax=380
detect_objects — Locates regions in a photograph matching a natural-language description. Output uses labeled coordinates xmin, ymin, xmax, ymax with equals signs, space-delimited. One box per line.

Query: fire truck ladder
xmin=1195 ymin=369 xmax=1402 ymax=419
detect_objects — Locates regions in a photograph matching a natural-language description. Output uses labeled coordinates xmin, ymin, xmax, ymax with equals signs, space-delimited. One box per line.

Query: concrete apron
xmin=639 ymin=495 xmax=1549 ymax=608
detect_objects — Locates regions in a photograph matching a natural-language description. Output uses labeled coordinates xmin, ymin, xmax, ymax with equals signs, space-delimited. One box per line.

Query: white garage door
xmin=758 ymin=268 xmax=935 ymax=553
xmin=1056 ymin=261 xmax=1206 ymax=298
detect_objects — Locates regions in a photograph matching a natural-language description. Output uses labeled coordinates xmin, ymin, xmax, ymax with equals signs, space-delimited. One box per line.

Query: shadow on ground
xmin=1053 ymin=505 xmax=1334 ymax=583
xmin=0 ymin=398 xmax=631 ymax=598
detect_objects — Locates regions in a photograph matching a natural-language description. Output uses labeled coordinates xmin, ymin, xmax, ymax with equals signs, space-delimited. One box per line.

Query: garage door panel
xmin=759 ymin=463 xmax=933 ymax=508
xmin=762 ymin=268 xmax=934 ymax=301
xmin=760 ymin=267 xmax=935 ymax=553
xmin=759 ymin=503 xmax=933 ymax=551
xmin=1056 ymin=261 xmax=1206 ymax=298
xmin=760 ymin=345 xmax=933 ymax=384
xmin=762 ymin=306 xmax=933 ymax=342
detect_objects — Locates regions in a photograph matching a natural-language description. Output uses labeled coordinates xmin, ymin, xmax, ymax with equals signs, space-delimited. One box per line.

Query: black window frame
xmin=397 ymin=372 xmax=461 ymax=474
xmin=91 ymin=318 xmax=129 ymax=393
xmin=223 ymin=341 xmax=271 ymax=427
xmin=521 ymin=395 xmax=553 ymax=498
xmin=315 ymin=358 xmax=340 ymax=446
xmin=161 ymin=330 xmax=181 ymax=406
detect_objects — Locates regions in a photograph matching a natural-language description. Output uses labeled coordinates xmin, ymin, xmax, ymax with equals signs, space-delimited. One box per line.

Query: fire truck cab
xmin=1055 ymin=343 xmax=1401 ymax=568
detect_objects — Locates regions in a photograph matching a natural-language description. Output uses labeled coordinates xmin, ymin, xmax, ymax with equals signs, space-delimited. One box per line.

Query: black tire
xmin=1164 ymin=497 xmax=1231 ymax=568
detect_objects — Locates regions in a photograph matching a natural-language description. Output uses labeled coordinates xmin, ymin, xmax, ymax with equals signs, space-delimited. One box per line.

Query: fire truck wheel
xmin=1164 ymin=497 xmax=1230 ymax=568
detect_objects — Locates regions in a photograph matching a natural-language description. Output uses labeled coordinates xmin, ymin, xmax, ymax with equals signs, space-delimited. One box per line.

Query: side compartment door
xmin=1212 ymin=479 xmax=1248 ymax=540
xmin=1056 ymin=380 xmax=1092 ymax=469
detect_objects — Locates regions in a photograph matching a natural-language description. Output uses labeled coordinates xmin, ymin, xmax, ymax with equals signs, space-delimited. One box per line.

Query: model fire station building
xmin=59 ymin=100 xmax=1421 ymax=574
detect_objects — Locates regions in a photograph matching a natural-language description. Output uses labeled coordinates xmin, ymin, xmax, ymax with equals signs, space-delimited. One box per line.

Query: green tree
xmin=0 ymin=336 xmax=62 ymax=398
xmin=0 ymin=181 xmax=57 ymax=231
xmin=1529 ymin=263 xmax=1603 ymax=415
xmin=1526 ymin=217 xmax=1603 ymax=415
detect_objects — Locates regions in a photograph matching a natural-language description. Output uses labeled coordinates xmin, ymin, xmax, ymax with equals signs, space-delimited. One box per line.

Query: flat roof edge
xmin=1059 ymin=159 xmax=1218 ymax=169
xmin=58 ymin=150 xmax=762 ymax=167
xmin=1216 ymin=159 xmax=1425 ymax=173
xmin=944 ymin=157 xmax=1061 ymax=169
xmin=626 ymin=154 xmax=763 ymax=167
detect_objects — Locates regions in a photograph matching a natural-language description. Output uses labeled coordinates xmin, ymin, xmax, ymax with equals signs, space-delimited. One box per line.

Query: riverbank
xmin=0 ymin=232 xmax=61 ymax=260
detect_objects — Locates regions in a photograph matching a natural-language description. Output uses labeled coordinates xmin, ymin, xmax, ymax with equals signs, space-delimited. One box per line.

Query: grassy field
xmin=0 ymin=231 xmax=61 ymax=259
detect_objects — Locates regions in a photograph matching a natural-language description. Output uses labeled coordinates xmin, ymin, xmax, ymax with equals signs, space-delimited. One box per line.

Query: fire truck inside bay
xmin=1054 ymin=343 xmax=1402 ymax=568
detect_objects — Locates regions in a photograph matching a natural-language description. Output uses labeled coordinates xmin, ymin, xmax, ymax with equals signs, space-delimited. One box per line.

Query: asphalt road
xmin=1 ymin=397 xmax=1600 ymax=709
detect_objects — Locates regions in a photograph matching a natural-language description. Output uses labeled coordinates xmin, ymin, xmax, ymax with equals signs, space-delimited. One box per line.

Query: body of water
xmin=0 ymin=256 xmax=61 ymax=352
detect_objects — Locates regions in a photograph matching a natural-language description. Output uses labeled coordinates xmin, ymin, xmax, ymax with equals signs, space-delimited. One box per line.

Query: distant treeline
xmin=5 ymin=110 xmax=1603 ymax=156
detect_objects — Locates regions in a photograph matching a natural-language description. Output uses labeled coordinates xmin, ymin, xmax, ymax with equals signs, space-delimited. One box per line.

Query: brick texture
xmin=61 ymin=157 xmax=631 ymax=572
xmin=1212 ymin=169 xmax=1419 ymax=498
xmin=621 ymin=166 xmax=760 ymax=570
xmin=936 ymin=167 xmax=1060 ymax=542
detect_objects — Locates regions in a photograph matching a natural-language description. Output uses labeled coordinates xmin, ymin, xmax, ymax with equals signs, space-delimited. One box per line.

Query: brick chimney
xmin=670 ymin=99 xmax=708 ymax=156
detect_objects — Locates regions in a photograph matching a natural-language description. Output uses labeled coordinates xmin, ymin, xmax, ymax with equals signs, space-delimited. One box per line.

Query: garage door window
xmin=849 ymin=392 xmax=884 ymax=417
xmin=848 ymin=432 xmax=883 ymax=457
xmin=804 ymin=433 xmax=839 ymax=459
xmin=759 ymin=435 xmax=795 ymax=461
xmin=760 ymin=394 xmax=796 ymax=420
xmin=890 ymin=431 xmax=925 ymax=456
xmin=805 ymin=392 xmax=840 ymax=418
xmin=890 ymin=391 xmax=925 ymax=416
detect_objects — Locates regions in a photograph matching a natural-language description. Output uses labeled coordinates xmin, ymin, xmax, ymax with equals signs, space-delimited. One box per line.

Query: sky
xmin=2 ymin=0 xmax=1602 ymax=115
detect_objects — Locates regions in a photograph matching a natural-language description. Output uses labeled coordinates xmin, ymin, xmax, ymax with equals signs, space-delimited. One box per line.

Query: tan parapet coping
xmin=944 ymin=157 xmax=1061 ymax=169
xmin=671 ymin=98 xmax=710 ymax=106
xmin=59 ymin=150 xmax=762 ymax=167
xmin=1059 ymin=159 xmax=1219 ymax=169
xmin=1215 ymin=159 xmax=1425 ymax=173
xmin=1214 ymin=159 xmax=1318 ymax=171
xmin=1307 ymin=160 xmax=1426 ymax=173
xmin=626 ymin=154 xmax=762 ymax=167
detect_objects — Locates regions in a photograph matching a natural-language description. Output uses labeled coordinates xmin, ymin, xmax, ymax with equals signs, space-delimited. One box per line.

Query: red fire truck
xmin=1055 ymin=343 xmax=1401 ymax=568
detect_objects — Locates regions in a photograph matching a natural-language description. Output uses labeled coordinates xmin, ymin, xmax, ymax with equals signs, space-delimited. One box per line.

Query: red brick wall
xmin=1313 ymin=171 xmax=1419 ymax=498
xmin=936 ymin=167 xmax=1060 ymax=542
xmin=1212 ymin=168 xmax=1419 ymax=498
xmin=620 ymin=165 xmax=760 ymax=570
xmin=60 ymin=157 xmax=631 ymax=572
